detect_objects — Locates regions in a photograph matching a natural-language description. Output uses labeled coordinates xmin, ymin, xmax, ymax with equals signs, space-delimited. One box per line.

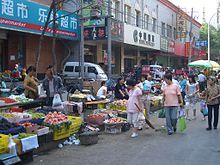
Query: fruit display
xmin=17 ymin=133 xmax=34 ymax=139
xmin=104 ymin=117 xmax=125 ymax=124
xmin=86 ymin=113 xmax=106 ymax=125
xmin=0 ymin=97 xmax=16 ymax=104
xmin=108 ymin=99 xmax=128 ymax=111
xmin=44 ymin=112 xmax=69 ymax=125
xmin=19 ymin=122 xmax=37 ymax=128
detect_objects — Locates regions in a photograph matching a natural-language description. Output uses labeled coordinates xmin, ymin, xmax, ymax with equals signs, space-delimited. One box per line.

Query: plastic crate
xmin=53 ymin=125 xmax=70 ymax=141
xmin=0 ymin=134 xmax=9 ymax=154
xmin=68 ymin=116 xmax=82 ymax=135
xmin=104 ymin=123 xmax=122 ymax=134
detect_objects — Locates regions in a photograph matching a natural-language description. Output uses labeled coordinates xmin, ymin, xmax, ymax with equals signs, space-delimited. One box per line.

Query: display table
xmin=84 ymin=100 xmax=109 ymax=110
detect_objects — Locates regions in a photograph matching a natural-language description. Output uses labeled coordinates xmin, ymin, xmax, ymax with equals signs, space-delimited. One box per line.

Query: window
xmin=152 ymin=18 xmax=156 ymax=32
xmin=124 ymin=5 xmax=131 ymax=24
xmin=173 ymin=27 xmax=176 ymax=39
xmin=75 ymin=66 xmax=80 ymax=72
xmin=115 ymin=1 xmax=120 ymax=20
xmin=148 ymin=34 xmax=151 ymax=42
xmin=144 ymin=14 xmax=149 ymax=29
xmin=64 ymin=66 xmax=74 ymax=72
xmin=167 ymin=25 xmax=172 ymax=38
xmin=161 ymin=22 xmax=165 ymax=36
xmin=88 ymin=67 xmax=97 ymax=74
xmin=135 ymin=10 xmax=140 ymax=27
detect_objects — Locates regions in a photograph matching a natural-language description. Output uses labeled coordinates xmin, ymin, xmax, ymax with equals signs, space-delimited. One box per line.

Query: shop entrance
xmin=0 ymin=39 xmax=7 ymax=72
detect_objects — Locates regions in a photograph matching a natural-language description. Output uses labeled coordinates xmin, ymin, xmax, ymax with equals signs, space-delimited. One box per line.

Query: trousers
xmin=207 ymin=104 xmax=219 ymax=128
xmin=164 ymin=106 xmax=178 ymax=133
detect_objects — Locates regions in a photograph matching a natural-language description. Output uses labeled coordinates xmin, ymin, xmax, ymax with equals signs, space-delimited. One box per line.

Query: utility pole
xmin=79 ymin=0 xmax=84 ymax=79
xmin=52 ymin=0 xmax=58 ymax=74
xmin=107 ymin=0 xmax=112 ymax=78
xmin=188 ymin=8 xmax=193 ymax=65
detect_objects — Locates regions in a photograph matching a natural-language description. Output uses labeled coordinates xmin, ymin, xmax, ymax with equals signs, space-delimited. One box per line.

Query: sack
xmin=138 ymin=112 xmax=145 ymax=121
xmin=178 ymin=116 xmax=187 ymax=132
xmin=52 ymin=94 xmax=62 ymax=107
xmin=158 ymin=109 xmax=166 ymax=118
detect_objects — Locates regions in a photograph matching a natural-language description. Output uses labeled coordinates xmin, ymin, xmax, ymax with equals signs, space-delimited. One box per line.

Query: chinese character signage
xmin=176 ymin=14 xmax=187 ymax=38
xmin=82 ymin=0 xmax=106 ymax=26
xmin=84 ymin=26 xmax=106 ymax=40
xmin=0 ymin=0 xmax=80 ymax=40
xmin=195 ymin=40 xmax=208 ymax=47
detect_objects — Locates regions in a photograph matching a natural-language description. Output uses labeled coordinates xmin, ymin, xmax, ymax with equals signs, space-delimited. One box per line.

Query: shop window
xmin=144 ymin=14 xmax=149 ymax=30
xmin=124 ymin=5 xmax=131 ymax=24
xmin=64 ymin=66 xmax=74 ymax=72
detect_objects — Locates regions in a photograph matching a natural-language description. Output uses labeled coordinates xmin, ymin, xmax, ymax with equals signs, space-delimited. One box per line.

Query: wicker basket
xmin=79 ymin=131 xmax=99 ymax=145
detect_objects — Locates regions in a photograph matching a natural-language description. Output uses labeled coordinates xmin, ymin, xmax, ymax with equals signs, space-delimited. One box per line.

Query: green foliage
xmin=199 ymin=23 xmax=220 ymax=58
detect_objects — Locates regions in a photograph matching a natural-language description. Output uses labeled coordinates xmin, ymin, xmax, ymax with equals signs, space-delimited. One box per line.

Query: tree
xmin=199 ymin=23 xmax=220 ymax=60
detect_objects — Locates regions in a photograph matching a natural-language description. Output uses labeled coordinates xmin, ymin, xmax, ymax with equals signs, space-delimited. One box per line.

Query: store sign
xmin=111 ymin=20 xmax=124 ymax=42
xmin=84 ymin=26 xmax=106 ymax=40
xmin=176 ymin=14 xmax=187 ymax=38
xmin=0 ymin=0 xmax=80 ymax=40
xmin=124 ymin=24 xmax=160 ymax=50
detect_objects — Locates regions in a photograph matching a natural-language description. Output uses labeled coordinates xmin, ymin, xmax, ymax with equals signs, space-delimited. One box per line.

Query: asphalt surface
xmin=30 ymin=108 xmax=220 ymax=165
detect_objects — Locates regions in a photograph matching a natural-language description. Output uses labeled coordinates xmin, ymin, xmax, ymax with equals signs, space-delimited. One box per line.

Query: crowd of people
xmin=23 ymin=65 xmax=220 ymax=138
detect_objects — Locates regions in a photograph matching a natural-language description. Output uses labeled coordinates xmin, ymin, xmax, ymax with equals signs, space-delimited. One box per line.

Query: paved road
xmin=30 ymin=111 xmax=220 ymax=165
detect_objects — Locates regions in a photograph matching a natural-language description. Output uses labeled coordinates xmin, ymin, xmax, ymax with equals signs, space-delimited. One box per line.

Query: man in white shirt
xmin=198 ymin=71 xmax=206 ymax=91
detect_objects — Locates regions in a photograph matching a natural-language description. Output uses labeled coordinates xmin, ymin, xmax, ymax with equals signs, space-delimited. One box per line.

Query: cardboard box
xmin=25 ymin=125 xmax=39 ymax=134
xmin=37 ymin=126 xmax=49 ymax=136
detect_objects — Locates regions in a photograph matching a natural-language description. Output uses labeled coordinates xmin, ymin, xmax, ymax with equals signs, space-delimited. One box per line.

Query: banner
xmin=0 ymin=0 xmax=80 ymax=40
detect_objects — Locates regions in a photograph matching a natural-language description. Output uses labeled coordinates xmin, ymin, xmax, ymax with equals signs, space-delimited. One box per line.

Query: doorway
xmin=0 ymin=40 xmax=7 ymax=72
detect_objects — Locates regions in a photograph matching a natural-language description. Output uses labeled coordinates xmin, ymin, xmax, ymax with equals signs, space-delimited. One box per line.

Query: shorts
xmin=185 ymin=101 xmax=196 ymax=110
xmin=127 ymin=112 xmax=139 ymax=128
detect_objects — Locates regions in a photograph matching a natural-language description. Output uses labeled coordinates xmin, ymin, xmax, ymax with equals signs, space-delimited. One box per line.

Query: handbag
xmin=178 ymin=116 xmax=187 ymax=132
xmin=203 ymin=105 xmax=208 ymax=116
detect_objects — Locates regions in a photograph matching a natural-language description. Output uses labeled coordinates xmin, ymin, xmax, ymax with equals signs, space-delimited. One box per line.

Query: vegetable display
xmin=26 ymin=112 xmax=45 ymax=119
xmin=0 ymin=113 xmax=17 ymax=119
xmin=108 ymin=100 xmax=128 ymax=111
xmin=44 ymin=112 xmax=69 ymax=125
xmin=17 ymin=133 xmax=34 ymax=139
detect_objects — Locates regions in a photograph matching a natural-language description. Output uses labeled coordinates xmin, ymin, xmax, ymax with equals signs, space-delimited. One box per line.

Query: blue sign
xmin=0 ymin=0 xmax=80 ymax=40
xmin=195 ymin=40 xmax=208 ymax=47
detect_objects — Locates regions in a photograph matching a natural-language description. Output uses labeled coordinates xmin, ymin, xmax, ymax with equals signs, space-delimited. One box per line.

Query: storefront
xmin=123 ymin=23 xmax=160 ymax=72
xmin=0 ymin=0 xmax=80 ymax=73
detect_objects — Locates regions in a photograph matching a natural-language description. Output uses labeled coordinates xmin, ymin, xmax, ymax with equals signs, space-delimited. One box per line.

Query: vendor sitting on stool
xmin=96 ymin=81 xmax=108 ymax=100
xmin=42 ymin=65 xmax=63 ymax=106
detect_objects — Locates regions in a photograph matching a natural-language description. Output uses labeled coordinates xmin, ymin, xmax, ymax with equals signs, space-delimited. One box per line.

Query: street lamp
xmin=208 ymin=13 xmax=217 ymax=62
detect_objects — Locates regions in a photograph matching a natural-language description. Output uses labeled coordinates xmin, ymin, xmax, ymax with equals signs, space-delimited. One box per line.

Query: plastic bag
xmin=52 ymin=94 xmax=62 ymax=107
xmin=203 ymin=105 xmax=208 ymax=116
xmin=138 ymin=112 xmax=145 ymax=121
xmin=178 ymin=116 xmax=187 ymax=132
xmin=158 ymin=109 xmax=166 ymax=118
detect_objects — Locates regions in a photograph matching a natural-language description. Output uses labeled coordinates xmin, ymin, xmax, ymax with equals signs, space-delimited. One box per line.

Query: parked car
xmin=62 ymin=62 xmax=108 ymax=83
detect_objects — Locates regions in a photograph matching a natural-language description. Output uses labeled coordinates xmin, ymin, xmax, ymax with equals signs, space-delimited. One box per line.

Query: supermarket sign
xmin=0 ymin=0 xmax=80 ymax=40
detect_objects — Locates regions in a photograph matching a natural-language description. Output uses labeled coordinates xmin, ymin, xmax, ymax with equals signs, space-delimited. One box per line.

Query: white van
xmin=63 ymin=62 xmax=108 ymax=81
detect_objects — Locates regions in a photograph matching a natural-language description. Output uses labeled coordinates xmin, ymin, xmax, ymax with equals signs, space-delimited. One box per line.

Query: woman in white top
xmin=96 ymin=81 xmax=108 ymax=99
xmin=185 ymin=74 xmax=199 ymax=120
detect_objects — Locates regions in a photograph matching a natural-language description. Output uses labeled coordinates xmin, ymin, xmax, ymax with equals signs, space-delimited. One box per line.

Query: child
xmin=126 ymin=79 xmax=143 ymax=138
xmin=199 ymin=91 xmax=208 ymax=121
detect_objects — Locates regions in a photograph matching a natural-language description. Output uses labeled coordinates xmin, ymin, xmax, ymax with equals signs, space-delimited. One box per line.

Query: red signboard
xmin=142 ymin=65 xmax=150 ymax=75
xmin=174 ymin=42 xmax=185 ymax=56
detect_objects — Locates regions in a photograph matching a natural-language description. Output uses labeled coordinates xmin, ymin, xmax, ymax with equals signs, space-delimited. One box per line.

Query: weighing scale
xmin=0 ymin=154 xmax=21 ymax=165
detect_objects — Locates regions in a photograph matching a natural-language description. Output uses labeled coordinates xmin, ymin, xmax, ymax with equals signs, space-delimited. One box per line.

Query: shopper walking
xmin=179 ymin=74 xmax=187 ymax=104
xmin=126 ymin=79 xmax=142 ymax=138
xmin=205 ymin=76 xmax=220 ymax=130
xmin=185 ymin=74 xmax=199 ymax=120
xmin=198 ymin=71 xmax=206 ymax=92
xmin=162 ymin=72 xmax=183 ymax=135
